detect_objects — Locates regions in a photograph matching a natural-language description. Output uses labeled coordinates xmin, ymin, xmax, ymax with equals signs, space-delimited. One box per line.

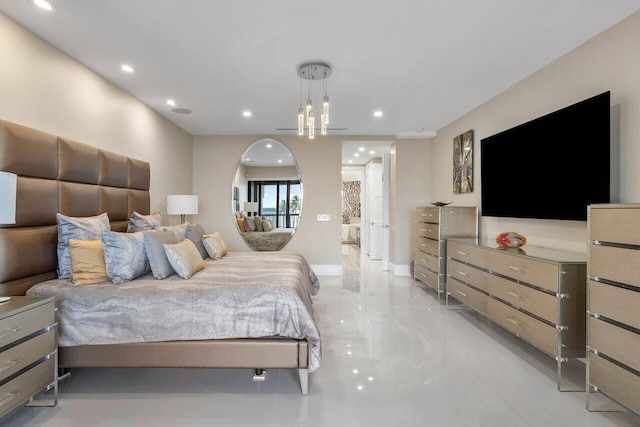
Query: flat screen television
xmin=480 ymin=91 xmax=610 ymax=221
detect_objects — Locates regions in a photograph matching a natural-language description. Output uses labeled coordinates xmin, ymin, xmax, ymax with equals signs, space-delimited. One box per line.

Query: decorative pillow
xmin=203 ymin=232 xmax=228 ymax=260
xmin=236 ymin=218 xmax=246 ymax=232
xmin=262 ymin=219 xmax=273 ymax=232
xmin=162 ymin=222 xmax=189 ymax=241
xmin=126 ymin=211 xmax=162 ymax=233
xmin=186 ymin=223 xmax=208 ymax=259
xmin=243 ymin=216 xmax=256 ymax=232
xmin=163 ymin=239 xmax=205 ymax=279
xmin=254 ymin=216 xmax=264 ymax=232
xmin=101 ymin=230 xmax=150 ymax=284
xmin=143 ymin=229 xmax=179 ymax=279
xmin=68 ymin=239 xmax=109 ymax=285
xmin=56 ymin=212 xmax=110 ymax=279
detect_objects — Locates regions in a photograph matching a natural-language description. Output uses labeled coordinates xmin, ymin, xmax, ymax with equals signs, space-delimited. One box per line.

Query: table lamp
xmin=167 ymin=195 xmax=198 ymax=224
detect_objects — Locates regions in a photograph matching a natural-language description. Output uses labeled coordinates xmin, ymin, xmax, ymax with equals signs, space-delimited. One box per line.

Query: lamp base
xmin=180 ymin=214 xmax=186 ymax=224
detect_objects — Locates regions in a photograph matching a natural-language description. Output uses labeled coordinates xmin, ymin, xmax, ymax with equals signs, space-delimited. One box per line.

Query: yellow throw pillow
xmin=68 ymin=239 xmax=109 ymax=286
xmin=236 ymin=218 xmax=246 ymax=232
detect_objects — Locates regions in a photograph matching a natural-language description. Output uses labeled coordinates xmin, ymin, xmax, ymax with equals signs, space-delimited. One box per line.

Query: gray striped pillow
xmin=163 ymin=239 xmax=205 ymax=279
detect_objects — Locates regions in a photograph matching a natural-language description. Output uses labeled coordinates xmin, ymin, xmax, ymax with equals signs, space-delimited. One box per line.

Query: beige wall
xmin=390 ymin=139 xmax=431 ymax=271
xmin=245 ymin=166 xmax=299 ymax=180
xmin=193 ymin=135 xmax=343 ymax=269
xmin=0 ymin=13 xmax=193 ymax=220
xmin=429 ymin=10 xmax=640 ymax=254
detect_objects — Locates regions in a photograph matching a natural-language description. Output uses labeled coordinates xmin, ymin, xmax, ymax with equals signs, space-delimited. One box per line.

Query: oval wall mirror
xmin=232 ymin=138 xmax=302 ymax=251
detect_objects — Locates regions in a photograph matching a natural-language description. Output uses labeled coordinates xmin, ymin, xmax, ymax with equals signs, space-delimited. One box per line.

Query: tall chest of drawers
xmin=413 ymin=206 xmax=478 ymax=301
xmin=446 ymin=238 xmax=587 ymax=391
xmin=587 ymin=204 xmax=640 ymax=415
xmin=0 ymin=296 xmax=57 ymax=422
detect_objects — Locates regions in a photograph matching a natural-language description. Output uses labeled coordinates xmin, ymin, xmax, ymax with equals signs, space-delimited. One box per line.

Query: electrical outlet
xmin=317 ymin=214 xmax=331 ymax=221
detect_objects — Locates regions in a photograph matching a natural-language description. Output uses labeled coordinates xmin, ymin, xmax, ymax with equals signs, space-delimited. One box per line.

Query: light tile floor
xmin=3 ymin=244 xmax=639 ymax=426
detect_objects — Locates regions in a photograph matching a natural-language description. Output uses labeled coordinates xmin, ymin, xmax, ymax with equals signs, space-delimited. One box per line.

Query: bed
xmin=0 ymin=119 xmax=320 ymax=395
xmin=242 ymin=228 xmax=294 ymax=251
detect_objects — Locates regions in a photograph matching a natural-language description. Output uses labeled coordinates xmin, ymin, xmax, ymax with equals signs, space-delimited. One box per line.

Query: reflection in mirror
xmin=232 ymin=138 xmax=302 ymax=251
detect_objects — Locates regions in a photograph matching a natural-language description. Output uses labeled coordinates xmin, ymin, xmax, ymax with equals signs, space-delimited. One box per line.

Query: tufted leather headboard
xmin=0 ymin=119 xmax=151 ymax=296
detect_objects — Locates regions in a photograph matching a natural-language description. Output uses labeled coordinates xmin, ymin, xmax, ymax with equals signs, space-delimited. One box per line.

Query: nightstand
xmin=0 ymin=296 xmax=57 ymax=422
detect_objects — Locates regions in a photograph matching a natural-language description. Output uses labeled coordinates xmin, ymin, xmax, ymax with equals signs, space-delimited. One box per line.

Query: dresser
xmin=587 ymin=204 xmax=640 ymax=415
xmin=413 ymin=206 xmax=477 ymax=302
xmin=0 ymin=296 xmax=57 ymax=422
xmin=446 ymin=238 xmax=587 ymax=391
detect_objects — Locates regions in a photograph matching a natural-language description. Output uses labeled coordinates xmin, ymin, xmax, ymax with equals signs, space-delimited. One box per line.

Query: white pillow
xmin=202 ymin=232 xmax=228 ymax=260
xmin=163 ymin=239 xmax=205 ymax=279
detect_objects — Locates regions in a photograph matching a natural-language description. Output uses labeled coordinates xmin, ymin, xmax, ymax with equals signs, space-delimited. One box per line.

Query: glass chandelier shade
xmin=296 ymin=62 xmax=331 ymax=140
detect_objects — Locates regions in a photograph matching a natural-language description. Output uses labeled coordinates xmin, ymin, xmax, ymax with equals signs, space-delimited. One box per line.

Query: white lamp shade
xmin=167 ymin=195 xmax=198 ymax=215
xmin=0 ymin=171 xmax=17 ymax=225
xmin=243 ymin=202 xmax=258 ymax=213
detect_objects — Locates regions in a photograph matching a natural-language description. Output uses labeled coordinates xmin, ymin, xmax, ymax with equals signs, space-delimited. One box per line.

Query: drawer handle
xmin=0 ymin=328 xmax=20 ymax=340
xmin=456 ymin=290 xmax=468 ymax=297
xmin=506 ymin=265 xmax=527 ymax=273
xmin=504 ymin=316 xmax=524 ymax=328
xmin=0 ymin=359 xmax=21 ymax=373
xmin=456 ymin=250 xmax=468 ymax=256
xmin=420 ymin=213 xmax=428 ymax=217
xmin=0 ymin=392 xmax=19 ymax=408
xmin=420 ymin=273 xmax=427 ymax=278
xmin=420 ymin=228 xmax=428 ymax=232
xmin=504 ymin=290 xmax=524 ymax=299
xmin=456 ymin=271 xmax=467 ymax=276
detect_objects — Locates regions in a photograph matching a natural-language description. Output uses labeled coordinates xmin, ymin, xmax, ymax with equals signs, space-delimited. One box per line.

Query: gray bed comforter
xmin=26 ymin=251 xmax=322 ymax=372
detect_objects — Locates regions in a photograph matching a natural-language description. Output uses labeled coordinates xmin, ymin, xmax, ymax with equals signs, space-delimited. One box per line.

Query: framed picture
xmin=453 ymin=130 xmax=474 ymax=194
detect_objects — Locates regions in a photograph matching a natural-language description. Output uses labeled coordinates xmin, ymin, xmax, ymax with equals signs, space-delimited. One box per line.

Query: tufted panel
xmin=99 ymin=149 xmax=129 ymax=188
xmin=128 ymin=158 xmax=150 ymax=190
xmin=0 ymin=226 xmax=58 ymax=283
xmin=0 ymin=119 xmax=58 ymax=179
xmin=11 ymin=177 xmax=58 ymax=228
xmin=100 ymin=186 xmax=129 ymax=222
xmin=58 ymin=137 xmax=100 ymax=184
xmin=129 ymin=189 xmax=151 ymax=215
xmin=59 ymin=182 xmax=100 ymax=217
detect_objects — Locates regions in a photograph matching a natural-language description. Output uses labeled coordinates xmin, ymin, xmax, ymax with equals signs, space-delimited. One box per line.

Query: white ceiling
xmin=1 ymin=1 xmax=639 ymax=164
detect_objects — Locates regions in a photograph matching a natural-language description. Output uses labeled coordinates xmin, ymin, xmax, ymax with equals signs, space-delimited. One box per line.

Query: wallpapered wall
xmin=342 ymin=181 xmax=361 ymax=224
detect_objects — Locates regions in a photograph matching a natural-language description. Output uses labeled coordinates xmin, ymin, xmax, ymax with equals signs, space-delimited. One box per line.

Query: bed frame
xmin=0 ymin=119 xmax=310 ymax=395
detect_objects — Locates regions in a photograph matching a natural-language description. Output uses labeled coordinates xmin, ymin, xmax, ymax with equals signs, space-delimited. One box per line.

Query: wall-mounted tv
xmin=480 ymin=91 xmax=610 ymax=222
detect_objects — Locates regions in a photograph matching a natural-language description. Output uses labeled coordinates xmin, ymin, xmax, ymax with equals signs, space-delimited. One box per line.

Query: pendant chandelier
xmin=297 ymin=62 xmax=331 ymax=140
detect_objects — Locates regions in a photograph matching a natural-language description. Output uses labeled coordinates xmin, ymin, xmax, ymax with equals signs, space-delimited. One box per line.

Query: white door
xmin=369 ymin=162 xmax=383 ymax=260
xmin=381 ymin=154 xmax=390 ymax=270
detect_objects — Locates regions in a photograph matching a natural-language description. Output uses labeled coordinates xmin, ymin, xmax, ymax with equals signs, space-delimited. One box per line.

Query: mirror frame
xmin=232 ymin=138 xmax=303 ymax=251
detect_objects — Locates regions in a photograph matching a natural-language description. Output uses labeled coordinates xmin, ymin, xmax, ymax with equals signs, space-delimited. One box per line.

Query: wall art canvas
xmin=453 ymin=129 xmax=474 ymax=194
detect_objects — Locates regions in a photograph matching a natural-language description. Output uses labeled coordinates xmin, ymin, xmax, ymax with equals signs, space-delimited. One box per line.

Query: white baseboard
xmin=311 ymin=265 xmax=343 ymax=276
xmin=394 ymin=264 xmax=411 ymax=276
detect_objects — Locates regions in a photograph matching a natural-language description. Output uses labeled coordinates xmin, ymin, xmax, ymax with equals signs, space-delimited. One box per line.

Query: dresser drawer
xmin=448 ymin=279 xmax=487 ymax=314
xmin=414 ymin=263 xmax=440 ymax=291
xmin=0 ymin=302 xmax=55 ymax=349
xmin=414 ymin=251 xmax=440 ymax=272
xmin=415 ymin=207 xmax=439 ymax=223
xmin=415 ymin=236 xmax=440 ymax=257
xmin=487 ymin=298 xmax=557 ymax=356
xmin=0 ymin=357 xmax=54 ymax=418
xmin=0 ymin=330 xmax=54 ymax=383
xmin=589 ymin=317 xmax=640 ymax=373
xmin=487 ymin=251 xmax=559 ymax=293
xmin=589 ymin=244 xmax=640 ymax=288
xmin=589 ymin=353 xmax=640 ymax=415
xmin=447 ymin=259 xmax=490 ymax=293
xmin=589 ymin=207 xmax=640 ymax=246
xmin=487 ymin=275 xmax=558 ymax=324
xmin=447 ymin=241 xmax=488 ymax=266
xmin=589 ymin=280 xmax=640 ymax=330
xmin=415 ymin=222 xmax=439 ymax=240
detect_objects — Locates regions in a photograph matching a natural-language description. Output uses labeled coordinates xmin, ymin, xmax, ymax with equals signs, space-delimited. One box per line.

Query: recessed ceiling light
xmin=34 ymin=0 xmax=54 ymax=10
xmin=277 ymin=159 xmax=282 ymax=163
xmin=359 ymin=147 xmax=365 ymax=152
xmin=166 ymin=99 xmax=176 ymax=106
xmin=242 ymin=111 xmax=252 ymax=117
xmin=374 ymin=111 xmax=383 ymax=117
xmin=121 ymin=64 xmax=134 ymax=73
xmin=354 ymin=153 xmax=359 ymax=157
xmin=348 ymin=160 xmax=353 ymax=164
xmin=171 ymin=107 xmax=192 ymax=115
xmin=369 ymin=150 xmax=375 ymax=154
xmin=266 ymin=143 xmax=272 ymax=148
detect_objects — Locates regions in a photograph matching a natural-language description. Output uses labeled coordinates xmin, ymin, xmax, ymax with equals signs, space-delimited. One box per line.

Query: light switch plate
xmin=317 ymin=214 xmax=331 ymax=221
